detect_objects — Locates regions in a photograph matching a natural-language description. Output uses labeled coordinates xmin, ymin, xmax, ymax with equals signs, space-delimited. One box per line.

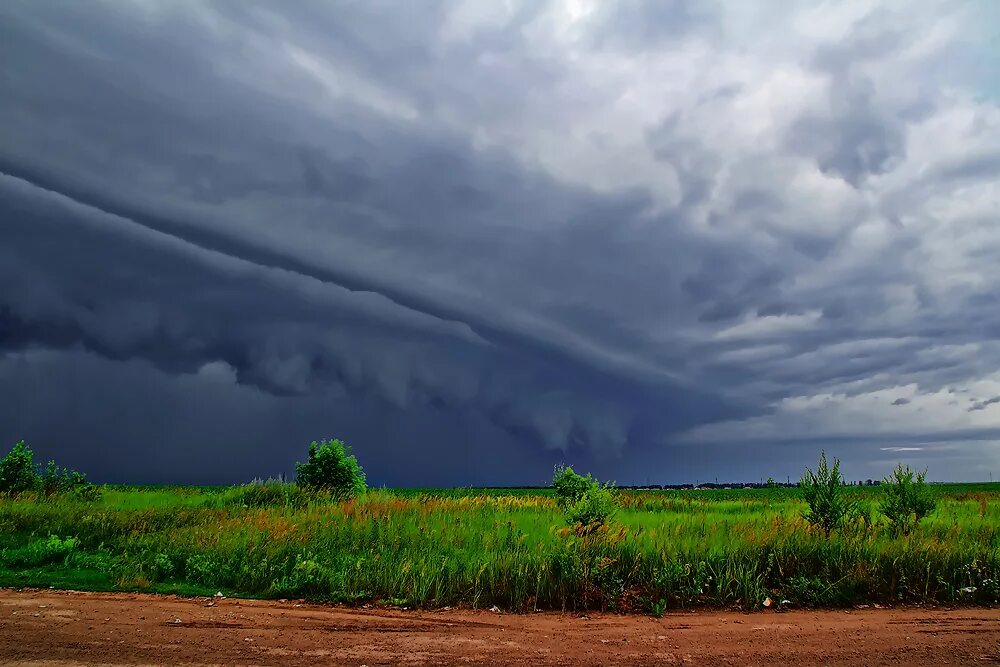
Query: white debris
xmin=489 ymin=605 xmax=501 ymax=613
xmin=762 ymin=597 xmax=773 ymax=608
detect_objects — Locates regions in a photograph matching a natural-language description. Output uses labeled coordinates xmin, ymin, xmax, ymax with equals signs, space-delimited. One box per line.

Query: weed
xmin=800 ymin=452 xmax=853 ymax=537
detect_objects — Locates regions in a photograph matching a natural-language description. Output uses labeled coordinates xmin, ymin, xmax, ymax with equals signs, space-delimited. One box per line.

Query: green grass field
xmin=1 ymin=484 xmax=998 ymax=613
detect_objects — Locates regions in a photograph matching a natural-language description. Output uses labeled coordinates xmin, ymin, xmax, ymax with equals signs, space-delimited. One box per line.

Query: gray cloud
xmin=969 ymin=397 xmax=1000 ymax=412
xmin=1 ymin=1 xmax=998 ymax=482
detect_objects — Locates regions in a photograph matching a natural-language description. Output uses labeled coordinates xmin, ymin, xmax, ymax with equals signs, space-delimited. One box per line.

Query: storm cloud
xmin=2 ymin=1 xmax=999 ymax=483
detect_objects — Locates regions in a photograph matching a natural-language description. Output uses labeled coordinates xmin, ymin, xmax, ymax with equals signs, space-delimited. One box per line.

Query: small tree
xmin=0 ymin=440 xmax=39 ymax=496
xmin=295 ymin=438 xmax=366 ymax=498
xmin=551 ymin=465 xmax=616 ymax=528
xmin=799 ymin=451 xmax=853 ymax=537
xmin=880 ymin=464 xmax=936 ymax=534
xmin=552 ymin=465 xmax=594 ymax=509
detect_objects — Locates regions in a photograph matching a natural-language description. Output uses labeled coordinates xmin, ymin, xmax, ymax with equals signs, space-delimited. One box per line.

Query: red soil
xmin=1 ymin=589 xmax=998 ymax=665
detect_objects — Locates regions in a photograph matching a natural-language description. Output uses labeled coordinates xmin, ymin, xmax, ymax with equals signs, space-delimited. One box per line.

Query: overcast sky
xmin=2 ymin=1 xmax=999 ymax=484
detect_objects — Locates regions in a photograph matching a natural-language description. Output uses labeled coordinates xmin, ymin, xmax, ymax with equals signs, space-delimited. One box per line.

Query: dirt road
xmin=1 ymin=589 xmax=998 ymax=666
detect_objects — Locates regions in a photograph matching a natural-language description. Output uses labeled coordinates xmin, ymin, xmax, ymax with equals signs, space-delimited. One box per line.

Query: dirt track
xmin=1 ymin=589 xmax=998 ymax=666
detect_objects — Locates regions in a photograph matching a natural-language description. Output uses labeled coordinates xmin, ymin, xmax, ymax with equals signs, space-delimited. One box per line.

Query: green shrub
xmin=552 ymin=465 xmax=617 ymax=528
xmin=552 ymin=465 xmax=594 ymax=509
xmin=73 ymin=483 xmax=103 ymax=502
xmin=0 ymin=441 xmax=39 ymax=496
xmin=39 ymin=460 xmax=92 ymax=497
xmin=0 ymin=441 xmax=97 ymax=499
xmin=185 ymin=554 xmax=220 ymax=585
xmin=565 ymin=483 xmax=618 ymax=527
xmin=880 ymin=464 xmax=937 ymax=534
xmin=799 ymin=451 xmax=853 ymax=537
xmin=1 ymin=535 xmax=77 ymax=567
xmin=295 ymin=439 xmax=367 ymax=498
xmin=150 ymin=552 xmax=175 ymax=581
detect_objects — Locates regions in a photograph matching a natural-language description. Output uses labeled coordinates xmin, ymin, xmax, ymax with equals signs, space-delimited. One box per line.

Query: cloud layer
xmin=2 ymin=1 xmax=999 ymax=482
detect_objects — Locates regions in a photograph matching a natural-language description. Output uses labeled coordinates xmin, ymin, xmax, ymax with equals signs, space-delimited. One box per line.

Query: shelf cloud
xmin=2 ymin=1 xmax=999 ymax=483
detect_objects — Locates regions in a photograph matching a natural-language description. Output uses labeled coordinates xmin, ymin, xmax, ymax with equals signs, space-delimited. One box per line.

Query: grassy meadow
xmin=1 ymin=483 xmax=998 ymax=613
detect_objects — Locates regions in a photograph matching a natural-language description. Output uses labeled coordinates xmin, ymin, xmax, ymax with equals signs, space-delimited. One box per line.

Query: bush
xmin=880 ymin=464 xmax=937 ymax=534
xmin=0 ymin=441 xmax=39 ymax=496
xmin=0 ymin=535 xmax=77 ymax=567
xmin=0 ymin=441 xmax=97 ymax=499
xmin=73 ymin=483 xmax=103 ymax=502
xmin=799 ymin=451 xmax=853 ymax=537
xmin=552 ymin=465 xmax=594 ymax=509
xmin=565 ymin=483 xmax=617 ymax=527
xmin=39 ymin=460 xmax=92 ymax=497
xmin=551 ymin=465 xmax=617 ymax=528
xmin=295 ymin=438 xmax=367 ymax=498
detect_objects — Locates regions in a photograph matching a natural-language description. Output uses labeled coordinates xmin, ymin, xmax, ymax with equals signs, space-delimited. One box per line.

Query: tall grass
xmin=0 ymin=485 xmax=997 ymax=612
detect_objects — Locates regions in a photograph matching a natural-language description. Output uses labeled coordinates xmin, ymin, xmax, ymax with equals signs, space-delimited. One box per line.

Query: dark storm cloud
xmin=1 ymin=1 xmax=998 ymax=482
xmin=969 ymin=397 xmax=1000 ymax=413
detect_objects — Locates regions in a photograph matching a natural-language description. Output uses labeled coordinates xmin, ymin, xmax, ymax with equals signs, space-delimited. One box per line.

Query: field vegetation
xmin=0 ymin=441 xmax=997 ymax=614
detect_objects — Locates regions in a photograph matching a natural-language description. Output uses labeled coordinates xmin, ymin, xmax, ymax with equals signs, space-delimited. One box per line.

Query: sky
xmin=2 ymin=1 xmax=1000 ymax=485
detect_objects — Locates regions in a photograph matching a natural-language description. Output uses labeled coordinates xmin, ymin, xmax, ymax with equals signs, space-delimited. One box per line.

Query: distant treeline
xmin=406 ymin=480 xmax=886 ymax=491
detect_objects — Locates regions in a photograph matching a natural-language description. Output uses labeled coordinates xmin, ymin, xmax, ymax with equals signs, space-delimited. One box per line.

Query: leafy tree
xmin=551 ymin=465 xmax=617 ymax=528
xmin=880 ymin=464 xmax=936 ymax=534
xmin=799 ymin=451 xmax=853 ymax=537
xmin=295 ymin=438 xmax=367 ymax=498
xmin=552 ymin=465 xmax=594 ymax=509
xmin=0 ymin=440 xmax=39 ymax=496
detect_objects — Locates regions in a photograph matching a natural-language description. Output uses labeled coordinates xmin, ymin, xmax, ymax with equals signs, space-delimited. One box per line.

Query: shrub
xmin=73 ymin=483 xmax=103 ymax=502
xmin=0 ymin=441 xmax=97 ymax=499
xmin=880 ymin=464 xmax=937 ymax=534
xmin=565 ymin=483 xmax=617 ymax=528
xmin=39 ymin=460 xmax=92 ymax=497
xmin=552 ymin=465 xmax=594 ymax=509
xmin=295 ymin=438 xmax=367 ymax=498
xmin=0 ymin=440 xmax=39 ymax=496
xmin=0 ymin=535 xmax=77 ymax=567
xmin=551 ymin=465 xmax=617 ymax=529
xmin=799 ymin=451 xmax=853 ymax=537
